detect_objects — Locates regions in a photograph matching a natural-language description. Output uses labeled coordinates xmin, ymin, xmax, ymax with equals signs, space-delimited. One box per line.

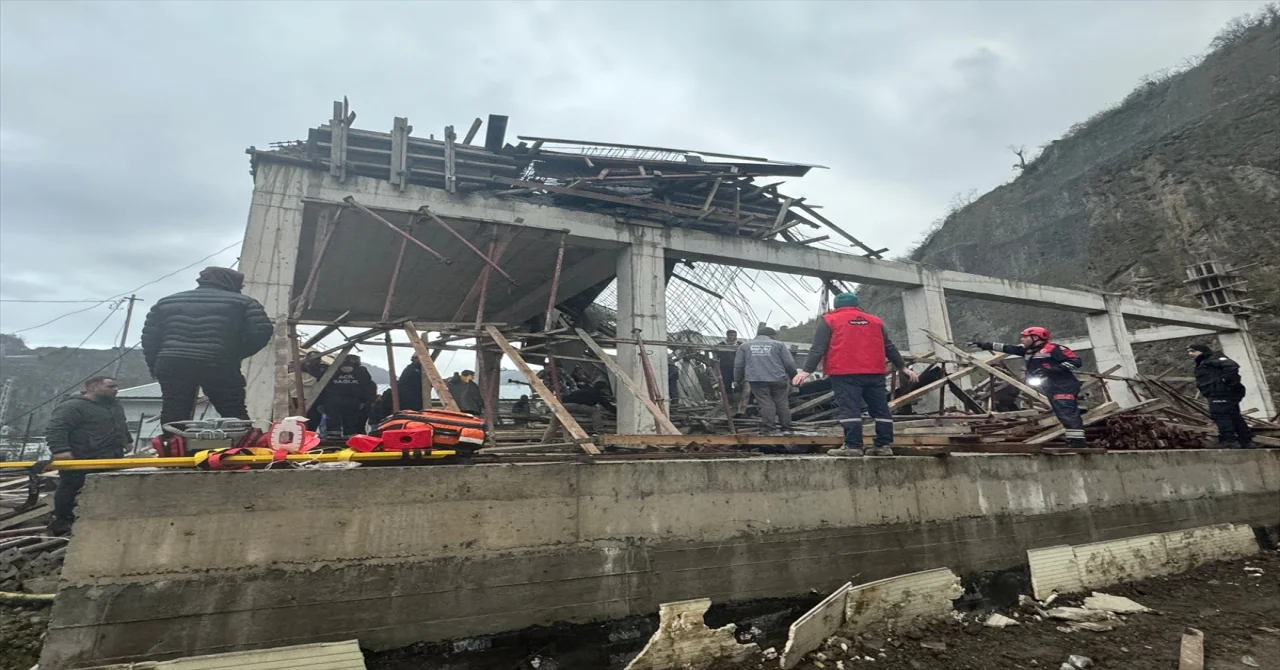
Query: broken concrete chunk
xmin=624 ymin=598 xmax=758 ymax=670
xmin=1045 ymin=607 xmax=1114 ymax=623
xmin=984 ymin=613 xmax=1020 ymax=628
xmin=1082 ymin=592 xmax=1152 ymax=614
xmin=920 ymin=641 xmax=947 ymax=652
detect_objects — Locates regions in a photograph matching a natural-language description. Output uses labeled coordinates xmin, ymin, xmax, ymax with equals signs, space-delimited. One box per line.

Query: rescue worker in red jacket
xmin=972 ymin=327 xmax=1086 ymax=444
xmin=793 ymin=293 xmax=917 ymax=457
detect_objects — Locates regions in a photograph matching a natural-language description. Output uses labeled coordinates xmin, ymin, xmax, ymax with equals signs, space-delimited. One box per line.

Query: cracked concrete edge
xmin=624 ymin=598 xmax=759 ymax=670
xmin=1028 ymin=522 xmax=1260 ymax=598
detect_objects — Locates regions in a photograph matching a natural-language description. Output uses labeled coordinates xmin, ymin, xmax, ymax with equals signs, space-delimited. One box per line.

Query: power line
xmin=2 ymin=343 xmax=139 ymax=428
xmin=0 ymin=300 xmax=106 ymax=304
xmin=8 ymin=240 xmax=240 ymax=334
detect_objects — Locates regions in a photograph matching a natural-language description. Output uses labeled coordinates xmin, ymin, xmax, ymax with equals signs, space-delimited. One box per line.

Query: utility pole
xmin=113 ymin=295 xmax=140 ymax=378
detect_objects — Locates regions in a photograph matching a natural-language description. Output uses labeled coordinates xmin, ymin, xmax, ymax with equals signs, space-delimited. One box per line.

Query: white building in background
xmin=116 ymin=382 xmax=222 ymax=449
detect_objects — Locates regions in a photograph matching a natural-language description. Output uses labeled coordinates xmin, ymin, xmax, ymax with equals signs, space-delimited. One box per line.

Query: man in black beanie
xmin=1186 ymin=343 xmax=1254 ymax=448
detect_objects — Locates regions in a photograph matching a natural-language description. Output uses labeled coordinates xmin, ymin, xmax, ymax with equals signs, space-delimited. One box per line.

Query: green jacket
xmin=45 ymin=395 xmax=131 ymax=459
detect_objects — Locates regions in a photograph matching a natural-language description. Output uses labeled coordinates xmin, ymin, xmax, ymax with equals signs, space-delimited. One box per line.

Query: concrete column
xmin=901 ymin=267 xmax=960 ymax=409
xmin=240 ymin=163 xmax=309 ymax=421
xmin=1084 ymin=296 xmax=1140 ymax=407
xmin=615 ymin=229 xmax=667 ymax=434
xmin=1217 ymin=320 xmax=1276 ymax=417
xmin=901 ymin=268 xmax=954 ymax=360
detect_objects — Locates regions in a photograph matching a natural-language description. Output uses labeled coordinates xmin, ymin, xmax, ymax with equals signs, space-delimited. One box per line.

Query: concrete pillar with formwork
xmin=239 ymin=161 xmax=311 ymax=420
xmin=615 ymin=229 xmax=668 ymax=434
xmin=901 ymin=266 xmax=962 ymax=409
xmin=1084 ymin=296 xmax=1141 ymax=407
xmin=1217 ymin=320 xmax=1276 ymax=417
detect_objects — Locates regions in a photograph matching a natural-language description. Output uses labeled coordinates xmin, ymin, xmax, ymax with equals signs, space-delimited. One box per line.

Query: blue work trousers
xmin=830 ymin=374 xmax=893 ymax=447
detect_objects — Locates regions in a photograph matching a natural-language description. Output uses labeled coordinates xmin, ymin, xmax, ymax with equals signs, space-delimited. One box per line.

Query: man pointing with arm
xmin=792 ymin=293 xmax=917 ymax=457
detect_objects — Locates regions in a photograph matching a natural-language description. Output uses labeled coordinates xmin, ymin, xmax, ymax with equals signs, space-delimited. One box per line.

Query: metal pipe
xmin=544 ymin=231 xmax=568 ymax=330
xmin=382 ymin=225 xmax=411 ymax=322
xmin=343 ymin=196 xmax=451 ymax=264
xmin=295 ymin=208 xmax=343 ymax=317
xmin=385 ymin=332 xmax=400 ymax=413
xmin=419 ymin=207 xmax=516 ymax=284
xmin=633 ymin=328 xmax=663 ymax=405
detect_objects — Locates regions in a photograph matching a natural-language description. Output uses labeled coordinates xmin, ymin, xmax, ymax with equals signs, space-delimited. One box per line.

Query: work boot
xmin=864 ymin=445 xmax=895 ymax=457
xmin=1219 ymin=440 xmax=1242 ymax=450
xmin=827 ymin=446 xmax=865 ymax=457
xmin=1241 ymin=441 xmax=1259 ymax=449
xmin=46 ymin=517 xmax=74 ymax=537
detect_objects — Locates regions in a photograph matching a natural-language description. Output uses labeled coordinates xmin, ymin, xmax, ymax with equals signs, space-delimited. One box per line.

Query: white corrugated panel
xmin=844 ymin=568 xmax=963 ymax=634
xmin=1027 ymin=545 xmax=1082 ymax=601
xmin=89 ymin=641 xmax=366 ymax=670
xmin=1075 ymin=533 xmax=1168 ymax=588
xmin=1028 ymin=523 xmax=1260 ymax=597
xmin=780 ymin=582 xmax=852 ymax=670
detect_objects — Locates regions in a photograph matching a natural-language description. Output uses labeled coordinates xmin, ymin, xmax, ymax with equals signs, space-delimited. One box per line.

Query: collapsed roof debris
xmin=252 ymin=105 xmax=887 ymax=258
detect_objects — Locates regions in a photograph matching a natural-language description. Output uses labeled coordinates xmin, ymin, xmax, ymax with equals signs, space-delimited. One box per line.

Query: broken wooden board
xmin=576 ymin=328 xmax=682 ymax=437
xmin=486 ymin=326 xmax=599 ymax=454
xmin=404 ymin=322 xmax=459 ymax=411
xmin=924 ymin=331 xmax=1051 ymax=408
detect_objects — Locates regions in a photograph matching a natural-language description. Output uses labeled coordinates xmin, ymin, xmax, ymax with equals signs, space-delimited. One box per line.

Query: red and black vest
xmin=822 ymin=307 xmax=887 ymax=375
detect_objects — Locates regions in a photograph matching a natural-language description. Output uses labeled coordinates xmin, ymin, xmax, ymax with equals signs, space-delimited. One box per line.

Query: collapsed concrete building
xmin=37 ymin=103 xmax=1279 ymax=668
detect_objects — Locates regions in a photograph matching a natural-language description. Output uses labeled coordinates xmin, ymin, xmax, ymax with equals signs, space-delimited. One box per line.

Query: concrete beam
xmin=1059 ymin=325 xmax=1221 ymax=353
xmin=240 ymin=162 xmax=311 ymax=420
xmin=299 ymin=169 xmax=1241 ymax=331
xmin=1217 ymin=321 xmax=1276 ymax=417
xmin=615 ymin=232 xmax=668 ymax=433
xmin=1085 ymin=297 xmax=1140 ymax=407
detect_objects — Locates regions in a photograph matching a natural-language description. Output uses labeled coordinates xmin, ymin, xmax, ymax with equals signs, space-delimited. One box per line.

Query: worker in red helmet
xmin=972 ymin=327 xmax=1086 ymax=445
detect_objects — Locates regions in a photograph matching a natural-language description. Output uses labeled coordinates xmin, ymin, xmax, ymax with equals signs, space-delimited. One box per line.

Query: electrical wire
xmin=8 ymin=240 xmax=240 ymax=334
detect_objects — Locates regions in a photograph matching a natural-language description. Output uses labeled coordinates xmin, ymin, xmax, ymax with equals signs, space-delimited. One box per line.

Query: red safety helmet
xmin=1021 ymin=326 xmax=1050 ymax=341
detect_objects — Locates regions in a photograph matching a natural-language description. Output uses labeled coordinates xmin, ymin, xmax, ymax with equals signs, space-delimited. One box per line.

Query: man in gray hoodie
xmin=734 ymin=325 xmax=798 ymax=433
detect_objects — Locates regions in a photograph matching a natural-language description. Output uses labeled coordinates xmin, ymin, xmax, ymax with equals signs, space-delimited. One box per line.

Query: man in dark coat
xmin=448 ymin=370 xmax=484 ymax=415
xmin=397 ymin=355 xmax=425 ymax=411
xmin=140 ymin=267 xmax=273 ymax=427
xmin=1187 ymin=343 xmax=1254 ymax=448
xmin=315 ymin=354 xmax=378 ymax=435
xmin=44 ymin=376 xmax=131 ymax=535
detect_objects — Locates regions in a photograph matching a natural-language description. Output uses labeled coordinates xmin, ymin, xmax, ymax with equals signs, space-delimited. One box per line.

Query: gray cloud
xmin=0 ymin=0 xmax=1264 ymax=349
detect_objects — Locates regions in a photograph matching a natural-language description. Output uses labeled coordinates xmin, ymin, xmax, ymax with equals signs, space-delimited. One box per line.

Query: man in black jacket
xmin=1187 ymin=343 xmax=1254 ymax=448
xmin=315 ymin=354 xmax=379 ymax=435
xmin=397 ymin=355 xmax=424 ymax=411
xmin=448 ymin=370 xmax=485 ymax=416
xmin=44 ymin=376 xmax=131 ymax=535
xmin=141 ymin=267 xmax=273 ymax=427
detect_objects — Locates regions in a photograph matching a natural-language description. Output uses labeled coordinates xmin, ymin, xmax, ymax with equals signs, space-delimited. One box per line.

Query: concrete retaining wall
xmin=42 ymin=450 xmax=1280 ymax=668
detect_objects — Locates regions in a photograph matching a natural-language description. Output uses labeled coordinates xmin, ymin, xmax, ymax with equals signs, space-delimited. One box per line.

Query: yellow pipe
xmin=0 ymin=449 xmax=456 ymax=471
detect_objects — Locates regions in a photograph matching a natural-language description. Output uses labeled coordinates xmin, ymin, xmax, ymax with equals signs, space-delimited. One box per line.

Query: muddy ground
xmin=728 ymin=550 xmax=1280 ymax=670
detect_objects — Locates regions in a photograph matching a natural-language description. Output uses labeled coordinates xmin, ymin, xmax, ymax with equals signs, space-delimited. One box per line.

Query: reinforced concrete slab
xmin=41 ymin=450 xmax=1280 ymax=669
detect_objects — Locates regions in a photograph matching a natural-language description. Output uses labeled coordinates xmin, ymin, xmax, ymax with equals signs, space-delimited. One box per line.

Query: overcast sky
xmin=0 ymin=0 xmax=1264 ymax=373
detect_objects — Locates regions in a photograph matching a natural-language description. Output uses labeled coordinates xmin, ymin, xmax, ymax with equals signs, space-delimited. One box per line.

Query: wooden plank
xmin=404 ymin=322 xmax=459 ymax=411
xmin=2 ymin=503 xmax=50 ymax=530
xmin=462 ymin=117 xmax=483 ymax=145
xmin=889 ymin=355 xmax=999 ymax=408
xmin=701 ymin=177 xmax=722 ymax=210
xmin=794 ymin=201 xmax=882 ymax=257
xmin=491 ymin=176 xmax=746 ymax=225
xmin=485 ymin=326 xmax=599 ymax=454
xmin=1178 ymin=628 xmax=1204 ymax=670
xmin=575 ymin=329 xmax=681 ymax=436
xmin=1024 ymin=400 xmax=1139 ymax=444
xmin=299 ymin=310 xmax=352 ymax=350
xmin=443 ymin=125 xmax=458 ymax=193
xmin=925 ymin=332 xmax=1051 ymax=408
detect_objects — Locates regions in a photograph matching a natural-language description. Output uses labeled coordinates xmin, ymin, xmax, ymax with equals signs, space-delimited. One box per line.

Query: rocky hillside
xmin=861 ymin=10 xmax=1280 ymax=401
xmin=0 ymin=334 xmax=152 ymax=434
